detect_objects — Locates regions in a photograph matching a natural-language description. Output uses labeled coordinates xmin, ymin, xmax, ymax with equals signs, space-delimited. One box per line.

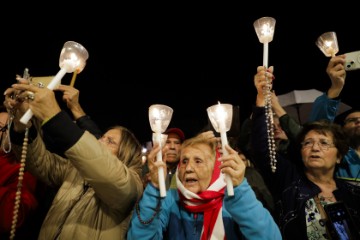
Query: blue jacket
xmin=308 ymin=92 xmax=340 ymax=123
xmin=309 ymin=93 xmax=360 ymax=183
xmin=251 ymin=106 xmax=360 ymax=240
xmin=127 ymin=179 xmax=281 ymax=240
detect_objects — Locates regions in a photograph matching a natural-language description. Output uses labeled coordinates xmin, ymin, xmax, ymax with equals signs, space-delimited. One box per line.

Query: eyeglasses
xmin=301 ymin=139 xmax=335 ymax=151
xmin=344 ymin=117 xmax=360 ymax=124
xmin=100 ymin=136 xmax=118 ymax=146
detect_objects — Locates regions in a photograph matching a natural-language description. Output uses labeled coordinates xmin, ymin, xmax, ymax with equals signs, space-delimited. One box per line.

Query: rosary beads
xmin=263 ymin=71 xmax=277 ymax=173
xmin=9 ymin=127 xmax=29 ymax=240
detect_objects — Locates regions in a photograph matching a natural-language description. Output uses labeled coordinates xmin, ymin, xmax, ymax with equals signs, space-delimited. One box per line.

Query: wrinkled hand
xmin=218 ymin=144 xmax=246 ymax=187
xmin=4 ymin=85 xmax=32 ymax=131
xmin=56 ymin=85 xmax=80 ymax=109
xmin=10 ymin=83 xmax=61 ymax=122
xmin=326 ymin=54 xmax=346 ymax=98
xmin=147 ymin=143 xmax=169 ymax=188
xmin=55 ymin=85 xmax=85 ymax=120
xmin=270 ymin=90 xmax=286 ymax=117
xmin=254 ymin=66 xmax=274 ymax=106
xmin=196 ymin=130 xmax=218 ymax=143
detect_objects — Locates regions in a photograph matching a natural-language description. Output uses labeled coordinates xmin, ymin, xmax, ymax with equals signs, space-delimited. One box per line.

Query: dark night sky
xmin=2 ymin=4 xmax=360 ymax=144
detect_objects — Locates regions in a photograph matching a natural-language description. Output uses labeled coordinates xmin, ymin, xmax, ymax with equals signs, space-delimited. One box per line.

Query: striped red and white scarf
xmin=176 ymin=151 xmax=227 ymax=240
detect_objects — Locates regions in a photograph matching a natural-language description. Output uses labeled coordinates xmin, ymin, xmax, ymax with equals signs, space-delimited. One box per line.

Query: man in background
xmin=163 ymin=128 xmax=185 ymax=188
xmin=142 ymin=127 xmax=185 ymax=189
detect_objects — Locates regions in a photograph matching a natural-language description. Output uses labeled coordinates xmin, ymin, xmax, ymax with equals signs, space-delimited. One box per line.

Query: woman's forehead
xmin=181 ymin=143 xmax=213 ymax=157
xmin=104 ymin=128 xmax=121 ymax=137
xmin=305 ymin=129 xmax=332 ymax=138
xmin=183 ymin=142 xmax=211 ymax=150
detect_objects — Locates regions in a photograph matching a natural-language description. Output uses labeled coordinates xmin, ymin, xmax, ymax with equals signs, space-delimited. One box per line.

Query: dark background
xmin=2 ymin=4 xmax=360 ymax=144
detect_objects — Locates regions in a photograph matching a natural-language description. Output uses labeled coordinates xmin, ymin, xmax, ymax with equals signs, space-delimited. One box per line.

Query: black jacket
xmin=251 ymin=106 xmax=360 ymax=240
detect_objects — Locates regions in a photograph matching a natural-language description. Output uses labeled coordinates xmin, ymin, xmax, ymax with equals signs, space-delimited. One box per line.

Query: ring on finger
xmin=37 ymin=82 xmax=45 ymax=88
xmin=27 ymin=91 xmax=35 ymax=101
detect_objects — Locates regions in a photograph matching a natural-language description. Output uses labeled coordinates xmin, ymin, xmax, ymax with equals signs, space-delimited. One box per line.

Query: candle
xmin=155 ymin=130 xmax=167 ymax=197
xmin=259 ymin=23 xmax=273 ymax=42
xmin=155 ymin=118 xmax=162 ymax=134
xmin=215 ymin=103 xmax=228 ymax=153
xmin=153 ymin=112 xmax=167 ymax=197
xmin=263 ymin=42 xmax=269 ymax=68
xmin=324 ymin=41 xmax=335 ymax=57
xmin=20 ymin=41 xmax=89 ymax=125
xmin=20 ymin=68 xmax=68 ymax=125
xmin=256 ymin=20 xmax=274 ymax=68
xmin=215 ymin=103 xmax=234 ymax=196
xmin=148 ymin=104 xmax=173 ymax=198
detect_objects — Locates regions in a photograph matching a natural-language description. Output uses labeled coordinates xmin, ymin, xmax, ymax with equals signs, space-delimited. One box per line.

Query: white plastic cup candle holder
xmin=207 ymin=102 xmax=234 ymax=196
xmin=148 ymin=104 xmax=173 ymax=197
xmin=20 ymin=41 xmax=89 ymax=125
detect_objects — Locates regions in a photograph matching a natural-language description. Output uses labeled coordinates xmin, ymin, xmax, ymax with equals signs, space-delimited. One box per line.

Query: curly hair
xmin=296 ymin=119 xmax=349 ymax=160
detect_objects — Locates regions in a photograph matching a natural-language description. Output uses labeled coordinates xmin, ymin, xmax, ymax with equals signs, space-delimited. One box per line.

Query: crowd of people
xmin=0 ymin=52 xmax=360 ymax=240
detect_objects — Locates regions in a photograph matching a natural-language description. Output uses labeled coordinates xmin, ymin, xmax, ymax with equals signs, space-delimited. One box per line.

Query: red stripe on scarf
xmin=178 ymin=149 xmax=225 ymax=240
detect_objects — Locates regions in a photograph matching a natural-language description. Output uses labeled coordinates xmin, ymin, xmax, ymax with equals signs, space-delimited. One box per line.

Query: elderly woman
xmin=5 ymin=83 xmax=144 ymax=239
xmin=127 ymin=134 xmax=281 ymax=239
xmin=251 ymin=66 xmax=360 ymax=239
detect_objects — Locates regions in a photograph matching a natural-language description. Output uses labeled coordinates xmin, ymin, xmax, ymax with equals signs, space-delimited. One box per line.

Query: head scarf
xmin=176 ymin=150 xmax=227 ymax=240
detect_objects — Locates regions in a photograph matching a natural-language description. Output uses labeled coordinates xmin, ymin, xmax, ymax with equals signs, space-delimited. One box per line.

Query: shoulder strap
xmin=314 ymin=196 xmax=334 ymax=239
xmin=314 ymin=195 xmax=327 ymax=220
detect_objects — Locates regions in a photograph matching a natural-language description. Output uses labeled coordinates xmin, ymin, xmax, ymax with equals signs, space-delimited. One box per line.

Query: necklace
xmin=263 ymin=70 xmax=277 ymax=172
xmin=318 ymin=194 xmax=335 ymax=202
xmin=9 ymin=127 xmax=29 ymax=240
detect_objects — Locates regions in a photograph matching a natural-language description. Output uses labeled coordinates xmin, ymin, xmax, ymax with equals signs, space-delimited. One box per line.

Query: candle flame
xmin=152 ymin=108 xmax=160 ymax=119
xmin=215 ymin=103 xmax=227 ymax=122
xmin=325 ymin=40 xmax=333 ymax=47
xmin=261 ymin=23 xmax=273 ymax=37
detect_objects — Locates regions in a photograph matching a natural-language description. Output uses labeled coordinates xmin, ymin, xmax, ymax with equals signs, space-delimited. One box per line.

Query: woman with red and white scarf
xmin=128 ymin=134 xmax=281 ymax=239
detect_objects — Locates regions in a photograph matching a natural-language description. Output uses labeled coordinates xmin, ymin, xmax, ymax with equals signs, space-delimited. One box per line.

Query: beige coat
xmin=13 ymin=131 xmax=143 ymax=240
